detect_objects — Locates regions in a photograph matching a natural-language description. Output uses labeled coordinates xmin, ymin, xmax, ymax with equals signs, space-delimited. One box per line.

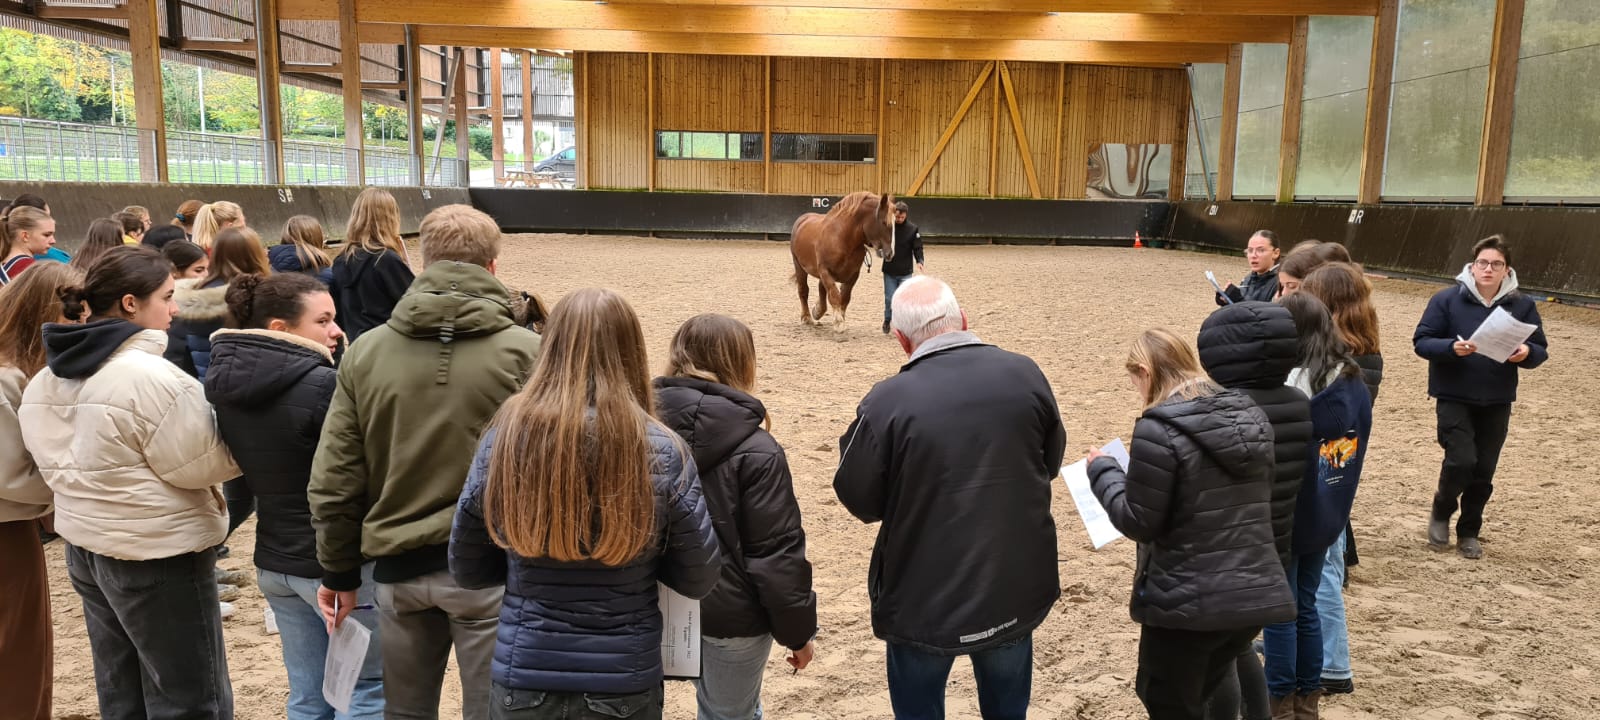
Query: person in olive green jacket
xmin=309 ymin=205 xmax=540 ymax=720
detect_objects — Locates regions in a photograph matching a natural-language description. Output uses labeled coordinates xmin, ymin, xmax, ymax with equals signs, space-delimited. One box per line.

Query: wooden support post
xmin=1053 ymin=62 xmax=1065 ymax=199
xmin=520 ymin=50 xmax=534 ymax=172
xmin=1170 ymin=70 xmax=1190 ymax=201
xmin=998 ymin=61 xmax=1042 ymax=199
xmin=490 ymin=48 xmax=505 ymax=185
xmin=404 ymin=25 xmax=424 ymax=185
xmin=256 ymin=0 xmax=285 ymax=185
xmin=1358 ymin=0 xmax=1398 ymax=204
xmin=877 ymin=59 xmax=886 ymax=195
xmin=989 ymin=61 xmax=1001 ymax=198
xmin=165 ymin=0 xmax=183 ymax=46
xmin=650 ymin=53 xmax=659 ymax=192
xmin=455 ymin=48 xmax=470 ymax=187
xmin=907 ymin=61 xmax=994 ymax=197
xmin=1476 ymin=0 xmax=1525 ymax=206
xmin=759 ymin=55 xmax=767 ymax=194
xmin=1277 ymin=16 xmax=1309 ymax=203
xmin=127 ymin=0 xmax=166 ymax=182
xmin=1216 ymin=44 xmax=1244 ymax=200
xmin=581 ymin=52 xmax=590 ymax=189
xmin=339 ymin=0 xmax=364 ymax=185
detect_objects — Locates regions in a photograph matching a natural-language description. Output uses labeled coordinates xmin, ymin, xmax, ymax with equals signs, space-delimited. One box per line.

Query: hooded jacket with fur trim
xmin=19 ymin=320 xmax=240 ymax=560
xmin=1413 ymin=265 xmax=1549 ymax=405
xmin=164 ymin=278 xmax=229 ymax=380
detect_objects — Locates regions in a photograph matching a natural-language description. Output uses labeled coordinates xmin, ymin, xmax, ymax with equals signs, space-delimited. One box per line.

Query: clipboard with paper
xmin=1061 ymin=439 xmax=1131 ymax=550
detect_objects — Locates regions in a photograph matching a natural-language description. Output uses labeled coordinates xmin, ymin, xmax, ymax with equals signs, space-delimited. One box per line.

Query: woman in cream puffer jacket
xmin=18 ymin=246 xmax=240 ymax=720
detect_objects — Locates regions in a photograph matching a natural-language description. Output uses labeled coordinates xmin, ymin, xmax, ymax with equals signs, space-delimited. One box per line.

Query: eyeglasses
xmin=1473 ymin=259 xmax=1507 ymax=271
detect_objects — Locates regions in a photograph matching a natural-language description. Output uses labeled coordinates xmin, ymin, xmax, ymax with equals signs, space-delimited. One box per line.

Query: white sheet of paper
xmin=1468 ymin=306 xmax=1538 ymax=364
xmin=322 ymin=617 xmax=371 ymax=714
xmin=659 ymin=584 xmax=701 ymax=679
xmin=1061 ymin=439 xmax=1130 ymax=550
xmin=1205 ymin=271 xmax=1232 ymax=302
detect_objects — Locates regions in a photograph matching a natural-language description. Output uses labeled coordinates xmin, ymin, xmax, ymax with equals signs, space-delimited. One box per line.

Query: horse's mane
xmin=827 ymin=191 xmax=877 ymax=221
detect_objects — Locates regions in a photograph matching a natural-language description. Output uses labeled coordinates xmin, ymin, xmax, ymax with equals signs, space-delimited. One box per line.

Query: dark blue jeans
xmin=886 ymin=635 xmax=1032 ymax=720
xmin=884 ymin=272 xmax=912 ymax=323
xmin=1263 ymin=550 xmax=1326 ymax=698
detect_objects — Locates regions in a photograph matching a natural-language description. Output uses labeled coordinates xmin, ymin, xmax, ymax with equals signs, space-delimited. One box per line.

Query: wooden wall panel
xmin=995 ymin=61 xmax=1057 ymax=198
xmin=656 ymin=160 xmax=764 ymax=193
xmin=655 ymin=55 xmax=765 ymax=132
xmin=1059 ymin=65 xmax=1189 ymax=198
xmin=885 ymin=60 xmax=995 ymax=197
xmin=770 ymin=161 xmax=877 ymax=196
xmin=587 ymin=52 xmax=650 ymax=189
xmin=771 ymin=57 xmax=878 ymax=135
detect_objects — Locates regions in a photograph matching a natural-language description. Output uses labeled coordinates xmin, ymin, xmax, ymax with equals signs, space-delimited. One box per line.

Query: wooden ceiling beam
xmin=34 ymin=2 xmax=128 ymax=20
xmin=554 ymin=0 xmax=1377 ymax=15
xmin=349 ymin=25 xmax=1229 ymax=64
xmin=278 ymin=0 xmax=1297 ymax=44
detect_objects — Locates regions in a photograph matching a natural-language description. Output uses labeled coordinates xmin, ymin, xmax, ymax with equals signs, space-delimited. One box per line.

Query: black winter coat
xmin=1354 ymin=353 xmax=1384 ymax=406
xmin=1197 ymin=301 xmax=1313 ymax=568
xmin=834 ymin=335 xmax=1065 ymax=654
xmin=203 ymin=329 xmax=337 ymax=578
xmin=1413 ymin=268 xmax=1548 ymax=406
xmin=449 ymin=424 xmax=721 ymax=695
xmin=654 ymin=377 xmax=817 ymax=650
xmin=269 ymin=244 xmax=335 ymax=285
xmin=882 ymin=221 xmax=925 ymax=277
xmin=1088 ymin=389 xmax=1296 ymax=631
xmin=330 ymin=248 xmax=415 ymax=343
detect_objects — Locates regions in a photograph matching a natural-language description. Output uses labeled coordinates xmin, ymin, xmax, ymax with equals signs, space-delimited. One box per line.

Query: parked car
xmin=534 ymin=146 xmax=577 ymax=180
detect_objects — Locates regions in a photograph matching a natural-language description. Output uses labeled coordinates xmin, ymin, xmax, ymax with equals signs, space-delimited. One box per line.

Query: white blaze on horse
xmin=789 ymin=191 xmax=896 ymax=329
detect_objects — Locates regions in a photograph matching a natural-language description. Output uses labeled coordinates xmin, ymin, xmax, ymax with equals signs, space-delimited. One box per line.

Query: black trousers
xmin=1137 ymin=625 xmax=1260 ymax=720
xmin=1431 ymin=400 xmax=1513 ymax=540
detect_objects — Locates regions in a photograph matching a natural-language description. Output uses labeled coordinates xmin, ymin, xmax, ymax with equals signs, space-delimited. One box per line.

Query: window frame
xmin=770 ymin=133 xmax=879 ymax=164
xmin=654 ymin=130 xmax=765 ymax=162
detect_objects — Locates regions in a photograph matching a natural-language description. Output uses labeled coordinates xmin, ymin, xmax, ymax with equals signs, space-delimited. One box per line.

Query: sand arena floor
xmin=43 ymin=234 xmax=1600 ymax=719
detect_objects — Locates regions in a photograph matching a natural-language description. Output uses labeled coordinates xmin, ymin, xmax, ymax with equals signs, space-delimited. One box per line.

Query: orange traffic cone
xmin=1133 ymin=232 xmax=1145 ymax=249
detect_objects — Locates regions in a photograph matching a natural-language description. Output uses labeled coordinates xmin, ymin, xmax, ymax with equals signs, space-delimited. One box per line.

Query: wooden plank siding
xmin=1059 ymin=65 xmax=1189 ymax=199
xmin=653 ymin=55 xmax=765 ymax=191
xmin=770 ymin=57 xmax=878 ymax=195
xmin=885 ymin=59 xmax=996 ymax=197
xmin=994 ymin=61 xmax=1056 ymax=198
xmin=586 ymin=52 xmax=649 ymax=189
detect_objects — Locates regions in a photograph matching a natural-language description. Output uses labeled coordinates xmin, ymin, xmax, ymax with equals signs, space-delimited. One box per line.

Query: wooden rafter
xmin=278 ymin=0 xmax=1378 ymax=19
xmin=998 ymin=61 xmax=1043 ymax=199
xmin=906 ymin=61 xmax=994 ymax=198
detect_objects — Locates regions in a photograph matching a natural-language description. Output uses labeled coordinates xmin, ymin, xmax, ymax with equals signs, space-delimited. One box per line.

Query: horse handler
xmin=882 ymin=201 xmax=925 ymax=334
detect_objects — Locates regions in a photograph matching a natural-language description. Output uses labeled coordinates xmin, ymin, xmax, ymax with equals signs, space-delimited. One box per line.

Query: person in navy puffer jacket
xmin=1413 ymin=235 xmax=1548 ymax=560
xmin=450 ymin=288 xmax=720 ymax=720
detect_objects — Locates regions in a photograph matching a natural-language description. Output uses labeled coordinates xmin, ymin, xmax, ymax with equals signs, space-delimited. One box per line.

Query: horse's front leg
xmin=830 ymin=280 xmax=852 ymax=330
xmin=813 ymin=272 xmax=834 ymax=322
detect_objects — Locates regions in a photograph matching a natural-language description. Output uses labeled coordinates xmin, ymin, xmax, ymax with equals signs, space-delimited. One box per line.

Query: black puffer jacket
xmin=1354 ymin=353 xmax=1383 ymax=406
xmin=654 ymin=377 xmax=817 ymax=650
xmin=1088 ymin=388 xmax=1296 ymax=631
xmin=1197 ymin=301 xmax=1313 ymax=568
xmin=330 ymin=248 xmax=414 ymax=343
xmin=203 ymin=328 xmax=337 ymax=578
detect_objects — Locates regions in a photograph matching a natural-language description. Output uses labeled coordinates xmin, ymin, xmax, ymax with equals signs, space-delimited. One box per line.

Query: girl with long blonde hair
xmin=269 ymin=215 xmax=333 ymax=281
xmin=192 ymin=201 xmax=245 ymax=250
xmin=450 ymin=288 xmax=719 ymax=720
xmin=329 ymin=188 xmax=414 ymax=341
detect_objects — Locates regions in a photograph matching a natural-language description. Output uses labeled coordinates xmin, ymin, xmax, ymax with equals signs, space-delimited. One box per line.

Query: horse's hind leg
xmin=835 ymin=281 xmax=855 ymax=329
xmin=813 ymin=273 xmax=833 ymax=322
xmin=793 ymin=258 xmax=816 ymax=325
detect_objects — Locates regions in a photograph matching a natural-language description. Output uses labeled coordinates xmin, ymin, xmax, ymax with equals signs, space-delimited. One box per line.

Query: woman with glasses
xmin=1412 ymin=235 xmax=1548 ymax=560
xmin=1216 ymin=230 xmax=1281 ymax=304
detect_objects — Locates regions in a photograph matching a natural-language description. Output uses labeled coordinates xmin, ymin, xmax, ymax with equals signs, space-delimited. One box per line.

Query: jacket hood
xmin=335 ymin=247 xmax=385 ymax=287
xmin=386 ymin=262 xmax=515 ymax=340
xmin=1148 ymin=389 xmax=1272 ymax=481
xmin=42 ymin=319 xmax=148 ymax=379
xmin=653 ymin=376 xmax=766 ymax=471
xmin=1196 ymin=301 xmax=1299 ymax=390
xmin=174 ymin=278 xmax=231 ymax=322
xmin=1456 ymin=264 xmax=1520 ymax=306
xmin=204 ymin=328 xmax=333 ymax=407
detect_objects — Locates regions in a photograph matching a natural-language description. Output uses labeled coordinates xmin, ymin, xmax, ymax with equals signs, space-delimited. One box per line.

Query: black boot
xmin=882 ymin=320 xmax=890 ymax=334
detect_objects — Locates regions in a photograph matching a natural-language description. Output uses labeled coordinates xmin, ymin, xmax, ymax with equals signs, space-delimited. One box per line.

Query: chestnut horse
xmin=789 ymin=191 xmax=896 ymax=328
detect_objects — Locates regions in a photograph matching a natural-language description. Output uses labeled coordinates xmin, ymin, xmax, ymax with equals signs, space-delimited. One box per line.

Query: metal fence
xmin=0 ymin=116 xmax=464 ymax=188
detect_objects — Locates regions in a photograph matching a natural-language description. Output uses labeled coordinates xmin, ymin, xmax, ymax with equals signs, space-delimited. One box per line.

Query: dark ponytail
xmin=224 ymin=272 xmax=326 ymax=330
xmin=81 ymin=246 xmax=174 ymax=320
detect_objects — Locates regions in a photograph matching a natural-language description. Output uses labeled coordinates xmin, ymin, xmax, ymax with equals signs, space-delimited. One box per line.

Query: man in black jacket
xmin=880 ymin=201 xmax=925 ymax=334
xmin=835 ymin=276 xmax=1065 ymax=719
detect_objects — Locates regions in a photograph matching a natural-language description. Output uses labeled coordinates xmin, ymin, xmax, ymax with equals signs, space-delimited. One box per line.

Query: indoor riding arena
xmin=5 ymin=1 xmax=1599 ymax=720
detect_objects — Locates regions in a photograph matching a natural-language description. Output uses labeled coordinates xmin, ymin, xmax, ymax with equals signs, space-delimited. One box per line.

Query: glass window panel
xmin=771 ymin=133 xmax=876 ymax=163
xmin=656 ymin=131 xmax=680 ymax=158
xmin=1506 ymin=0 xmax=1600 ymax=198
xmin=1296 ymin=15 xmax=1374 ymax=198
xmin=1234 ymin=44 xmax=1288 ymax=196
xmin=1186 ymin=64 xmax=1226 ymax=198
xmin=1383 ymin=0 xmax=1495 ymax=199
xmin=741 ymin=133 xmax=764 ymax=160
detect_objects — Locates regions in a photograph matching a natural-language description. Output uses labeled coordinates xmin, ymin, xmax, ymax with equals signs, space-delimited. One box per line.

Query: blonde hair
xmin=193 ymin=201 xmax=244 ymax=250
xmin=280 ymin=215 xmax=332 ymax=272
xmin=483 ymin=288 xmax=659 ymax=566
xmin=1127 ymin=328 xmax=1219 ymax=410
xmin=341 ymin=188 xmax=405 ymax=260
xmin=419 ymin=204 xmax=501 ymax=268
xmin=1 ymin=206 xmax=51 ymax=257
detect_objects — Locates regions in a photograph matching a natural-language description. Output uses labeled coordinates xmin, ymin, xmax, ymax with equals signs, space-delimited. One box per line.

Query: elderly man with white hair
xmin=834 ymin=276 xmax=1066 ymax=720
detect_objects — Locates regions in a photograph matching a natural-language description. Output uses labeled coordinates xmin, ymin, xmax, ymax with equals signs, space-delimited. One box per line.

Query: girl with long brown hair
xmin=168 ymin=226 xmax=271 ymax=379
xmin=0 ymin=262 xmax=83 ymax=720
xmin=72 ymin=219 xmax=126 ymax=272
xmin=654 ymin=314 xmax=817 ymax=719
xmin=1086 ymin=328 xmax=1294 ymax=720
xmin=450 ymin=287 xmax=719 ymax=720
xmin=269 ymin=215 xmax=333 ymax=282
xmin=330 ymin=188 xmax=415 ymax=341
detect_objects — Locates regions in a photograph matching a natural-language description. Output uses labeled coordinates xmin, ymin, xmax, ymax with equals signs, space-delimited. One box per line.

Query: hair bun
xmin=57 ymin=285 xmax=87 ymax=322
xmin=223 ymin=273 xmax=265 ymax=328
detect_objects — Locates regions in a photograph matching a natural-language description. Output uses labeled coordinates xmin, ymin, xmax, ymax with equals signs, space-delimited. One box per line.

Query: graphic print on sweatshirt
xmin=1318 ymin=433 xmax=1360 ymax=483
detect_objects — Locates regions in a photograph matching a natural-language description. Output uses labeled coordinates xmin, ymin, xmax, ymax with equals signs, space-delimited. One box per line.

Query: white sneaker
xmin=219 ymin=601 xmax=236 ymax=619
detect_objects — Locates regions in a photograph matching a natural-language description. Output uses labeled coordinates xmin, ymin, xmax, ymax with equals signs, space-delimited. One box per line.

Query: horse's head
xmin=865 ymin=192 xmax=895 ymax=262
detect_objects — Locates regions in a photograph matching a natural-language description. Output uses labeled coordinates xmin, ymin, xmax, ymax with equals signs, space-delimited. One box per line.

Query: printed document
xmin=1062 ymin=439 xmax=1131 ymax=550
xmin=1205 ymin=271 xmax=1232 ymax=303
xmin=1468 ymin=307 xmax=1539 ymax=364
xmin=660 ymin=584 xmax=701 ymax=679
xmin=322 ymin=617 xmax=371 ymax=714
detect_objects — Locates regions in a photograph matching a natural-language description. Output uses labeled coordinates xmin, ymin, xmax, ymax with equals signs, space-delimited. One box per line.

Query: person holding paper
xmin=654 ymin=314 xmax=818 ymax=720
xmin=1086 ymin=328 xmax=1294 ymax=720
xmin=1215 ymin=230 xmax=1282 ymax=305
xmin=834 ymin=276 xmax=1065 ymax=720
xmin=1412 ymin=235 xmax=1549 ymax=560
xmin=449 ymin=288 xmax=721 ymax=720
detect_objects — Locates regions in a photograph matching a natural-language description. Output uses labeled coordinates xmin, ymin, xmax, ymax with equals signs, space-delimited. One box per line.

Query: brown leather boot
xmin=1294 ymin=689 xmax=1324 ymax=720
xmin=1269 ymin=694 xmax=1296 ymax=720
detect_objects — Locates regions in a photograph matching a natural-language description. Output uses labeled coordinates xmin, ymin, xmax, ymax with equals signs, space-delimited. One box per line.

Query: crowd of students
xmin=0 ymin=189 xmax=1550 ymax=720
